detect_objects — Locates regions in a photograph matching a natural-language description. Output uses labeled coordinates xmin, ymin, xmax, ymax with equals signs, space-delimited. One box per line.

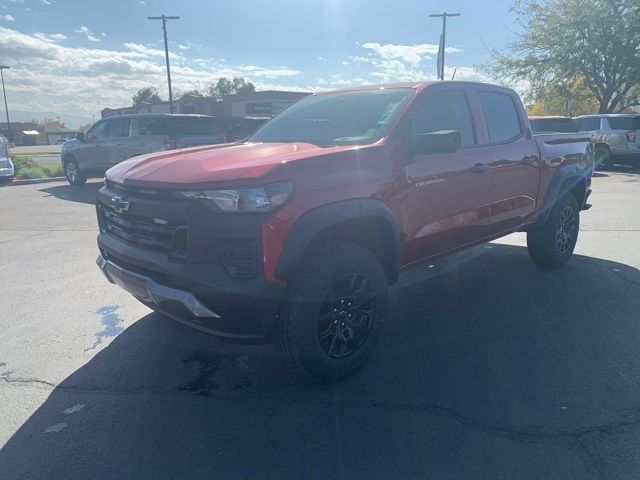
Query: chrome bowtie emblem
xmin=110 ymin=195 xmax=131 ymax=213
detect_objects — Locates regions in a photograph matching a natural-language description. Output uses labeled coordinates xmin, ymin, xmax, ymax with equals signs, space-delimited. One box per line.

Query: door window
xmin=86 ymin=121 xmax=106 ymax=141
xmin=478 ymin=92 xmax=522 ymax=143
xmin=107 ymin=118 xmax=131 ymax=138
xmin=410 ymin=90 xmax=476 ymax=146
xmin=577 ymin=117 xmax=600 ymax=131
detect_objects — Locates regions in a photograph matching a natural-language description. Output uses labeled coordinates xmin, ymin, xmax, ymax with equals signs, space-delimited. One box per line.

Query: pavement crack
xmin=1 ymin=376 xmax=56 ymax=388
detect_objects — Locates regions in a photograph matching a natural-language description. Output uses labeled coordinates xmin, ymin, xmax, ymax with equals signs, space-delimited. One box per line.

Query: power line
xmin=147 ymin=15 xmax=180 ymax=113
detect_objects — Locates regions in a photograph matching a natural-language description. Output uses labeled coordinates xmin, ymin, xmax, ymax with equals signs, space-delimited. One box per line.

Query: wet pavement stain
xmin=177 ymin=352 xmax=222 ymax=396
xmin=177 ymin=352 xmax=257 ymax=395
xmin=85 ymin=305 xmax=125 ymax=352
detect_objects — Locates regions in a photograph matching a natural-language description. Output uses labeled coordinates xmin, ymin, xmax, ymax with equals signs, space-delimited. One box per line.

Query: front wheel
xmin=527 ymin=196 xmax=580 ymax=268
xmin=277 ymin=242 xmax=388 ymax=382
xmin=64 ymin=157 xmax=87 ymax=186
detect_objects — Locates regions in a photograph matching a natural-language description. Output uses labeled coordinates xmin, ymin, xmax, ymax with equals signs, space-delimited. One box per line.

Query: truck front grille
xmin=101 ymin=205 xmax=187 ymax=258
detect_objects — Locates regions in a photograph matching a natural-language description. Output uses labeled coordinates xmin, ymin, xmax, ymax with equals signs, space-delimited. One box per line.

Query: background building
xmin=102 ymin=90 xmax=310 ymax=120
xmin=1 ymin=122 xmax=77 ymax=146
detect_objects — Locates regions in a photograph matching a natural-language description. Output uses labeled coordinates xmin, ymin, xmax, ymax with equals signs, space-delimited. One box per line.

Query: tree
xmin=78 ymin=123 xmax=92 ymax=132
xmin=491 ymin=0 xmax=640 ymax=113
xmin=132 ymin=87 xmax=162 ymax=105
xmin=182 ymin=89 xmax=204 ymax=97
xmin=31 ymin=118 xmax=66 ymax=128
xmin=205 ymin=77 xmax=255 ymax=100
xmin=526 ymin=77 xmax=599 ymax=116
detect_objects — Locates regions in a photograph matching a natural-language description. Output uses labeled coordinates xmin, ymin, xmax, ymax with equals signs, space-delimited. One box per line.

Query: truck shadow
xmin=2 ymin=244 xmax=640 ymax=479
xmin=38 ymin=181 xmax=102 ymax=205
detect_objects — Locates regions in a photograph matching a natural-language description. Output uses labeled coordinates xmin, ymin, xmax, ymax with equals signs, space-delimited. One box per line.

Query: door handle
xmin=521 ymin=155 xmax=536 ymax=166
xmin=470 ymin=163 xmax=490 ymax=174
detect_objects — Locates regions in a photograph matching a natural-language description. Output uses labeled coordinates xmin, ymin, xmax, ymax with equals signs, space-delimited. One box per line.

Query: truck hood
xmin=106 ymin=142 xmax=356 ymax=188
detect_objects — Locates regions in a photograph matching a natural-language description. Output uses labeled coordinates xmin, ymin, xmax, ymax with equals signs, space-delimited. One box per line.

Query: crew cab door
xmin=77 ymin=119 xmax=108 ymax=174
xmin=103 ymin=117 xmax=133 ymax=167
xmin=473 ymin=89 xmax=540 ymax=233
xmin=399 ymin=86 xmax=491 ymax=264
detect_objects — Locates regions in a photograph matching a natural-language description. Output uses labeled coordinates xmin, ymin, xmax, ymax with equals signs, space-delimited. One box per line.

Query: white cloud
xmin=351 ymin=41 xmax=464 ymax=83
xmin=362 ymin=42 xmax=462 ymax=67
xmin=341 ymin=61 xmax=349 ymax=66
xmin=236 ymin=65 xmax=300 ymax=79
xmin=75 ymin=25 xmax=101 ymax=42
xmin=0 ymin=26 xmax=308 ymax=116
xmin=34 ymin=32 xmax=67 ymax=41
xmin=1 ymin=14 xmax=15 ymax=21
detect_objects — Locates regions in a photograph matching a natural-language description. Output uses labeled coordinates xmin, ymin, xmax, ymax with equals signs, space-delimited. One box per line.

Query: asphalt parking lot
xmin=1 ymin=169 xmax=639 ymax=479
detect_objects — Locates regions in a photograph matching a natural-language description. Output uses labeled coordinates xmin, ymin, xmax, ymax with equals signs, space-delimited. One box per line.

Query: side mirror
xmin=413 ymin=130 xmax=461 ymax=155
xmin=76 ymin=132 xmax=85 ymax=142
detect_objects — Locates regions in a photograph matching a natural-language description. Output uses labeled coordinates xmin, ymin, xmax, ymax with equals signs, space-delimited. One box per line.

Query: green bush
xmin=12 ymin=155 xmax=64 ymax=180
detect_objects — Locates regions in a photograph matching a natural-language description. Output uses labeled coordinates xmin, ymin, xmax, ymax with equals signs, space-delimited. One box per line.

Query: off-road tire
xmin=277 ymin=242 xmax=388 ymax=382
xmin=527 ymin=195 xmax=580 ymax=268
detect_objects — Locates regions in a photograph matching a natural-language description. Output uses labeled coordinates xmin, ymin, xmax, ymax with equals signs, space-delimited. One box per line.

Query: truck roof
xmin=317 ymin=80 xmax=507 ymax=94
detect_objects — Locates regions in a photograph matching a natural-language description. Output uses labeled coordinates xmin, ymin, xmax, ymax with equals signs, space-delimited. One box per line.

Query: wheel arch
xmin=274 ymin=199 xmax=401 ymax=285
xmin=535 ymin=164 xmax=588 ymax=226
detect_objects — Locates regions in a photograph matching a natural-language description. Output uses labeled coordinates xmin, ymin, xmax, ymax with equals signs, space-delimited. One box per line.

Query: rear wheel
xmin=64 ymin=157 xmax=87 ymax=186
xmin=527 ymin=195 xmax=580 ymax=268
xmin=277 ymin=242 xmax=388 ymax=382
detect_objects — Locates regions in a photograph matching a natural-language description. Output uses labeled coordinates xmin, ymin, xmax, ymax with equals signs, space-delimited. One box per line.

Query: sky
xmin=0 ymin=0 xmax=519 ymax=122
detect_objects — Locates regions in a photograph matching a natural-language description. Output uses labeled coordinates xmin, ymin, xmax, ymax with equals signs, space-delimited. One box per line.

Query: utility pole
xmin=429 ymin=12 xmax=461 ymax=80
xmin=147 ymin=15 xmax=180 ymax=113
xmin=0 ymin=66 xmax=12 ymax=142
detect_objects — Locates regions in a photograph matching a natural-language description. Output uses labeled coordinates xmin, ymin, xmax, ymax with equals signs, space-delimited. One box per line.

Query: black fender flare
xmin=535 ymin=163 xmax=590 ymax=226
xmin=275 ymin=198 xmax=401 ymax=284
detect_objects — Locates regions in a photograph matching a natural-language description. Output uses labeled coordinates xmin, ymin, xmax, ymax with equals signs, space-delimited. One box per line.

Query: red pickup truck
xmin=95 ymin=81 xmax=593 ymax=381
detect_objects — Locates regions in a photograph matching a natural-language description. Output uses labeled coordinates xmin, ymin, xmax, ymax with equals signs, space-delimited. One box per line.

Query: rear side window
xmin=607 ymin=116 xmax=640 ymax=130
xmin=107 ymin=118 xmax=131 ymax=138
xmin=479 ymin=92 xmax=522 ymax=143
xmin=169 ymin=117 xmax=222 ymax=136
xmin=410 ymin=90 xmax=476 ymax=146
xmin=577 ymin=117 xmax=600 ymax=131
xmin=529 ymin=118 xmax=578 ymax=133
xmin=135 ymin=117 xmax=167 ymax=136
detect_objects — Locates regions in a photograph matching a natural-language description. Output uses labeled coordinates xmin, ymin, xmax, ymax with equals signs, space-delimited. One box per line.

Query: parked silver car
xmin=61 ymin=114 xmax=226 ymax=185
xmin=574 ymin=114 xmax=640 ymax=168
xmin=0 ymin=134 xmax=13 ymax=184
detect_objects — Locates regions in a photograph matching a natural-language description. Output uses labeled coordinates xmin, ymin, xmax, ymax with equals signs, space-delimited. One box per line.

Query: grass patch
xmin=12 ymin=155 xmax=64 ymax=180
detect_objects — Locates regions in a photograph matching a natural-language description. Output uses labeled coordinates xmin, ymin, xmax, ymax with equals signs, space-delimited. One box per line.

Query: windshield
xmin=249 ymin=88 xmax=414 ymax=146
xmin=530 ymin=118 xmax=579 ymax=133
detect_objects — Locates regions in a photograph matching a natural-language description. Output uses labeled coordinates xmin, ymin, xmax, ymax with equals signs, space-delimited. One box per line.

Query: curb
xmin=4 ymin=177 xmax=67 ymax=186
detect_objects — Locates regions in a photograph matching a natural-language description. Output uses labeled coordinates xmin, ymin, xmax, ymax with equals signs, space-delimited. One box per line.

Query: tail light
xmin=626 ymin=130 xmax=637 ymax=142
xmin=164 ymin=135 xmax=177 ymax=150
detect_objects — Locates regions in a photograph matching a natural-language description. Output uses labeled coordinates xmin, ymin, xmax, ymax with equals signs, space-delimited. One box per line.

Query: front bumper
xmin=97 ymin=235 xmax=286 ymax=343
xmin=95 ymin=182 xmax=287 ymax=343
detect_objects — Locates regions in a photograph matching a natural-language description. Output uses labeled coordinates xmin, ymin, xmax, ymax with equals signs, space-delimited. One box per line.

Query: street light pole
xmin=0 ymin=66 xmax=12 ymax=142
xmin=147 ymin=15 xmax=180 ymax=114
xmin=429 ymin=12 xmax=461 ymax=80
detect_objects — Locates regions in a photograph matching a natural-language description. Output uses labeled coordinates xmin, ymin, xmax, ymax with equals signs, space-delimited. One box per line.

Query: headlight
xmin=178 ymin=182 xmax=293 ymax=212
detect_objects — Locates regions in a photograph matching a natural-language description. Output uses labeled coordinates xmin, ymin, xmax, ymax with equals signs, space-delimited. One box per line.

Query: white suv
xmin=0 ymin=134 xmax=13 ymax=184
xmin=575 ymin=114 xmax=640 ymax=168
